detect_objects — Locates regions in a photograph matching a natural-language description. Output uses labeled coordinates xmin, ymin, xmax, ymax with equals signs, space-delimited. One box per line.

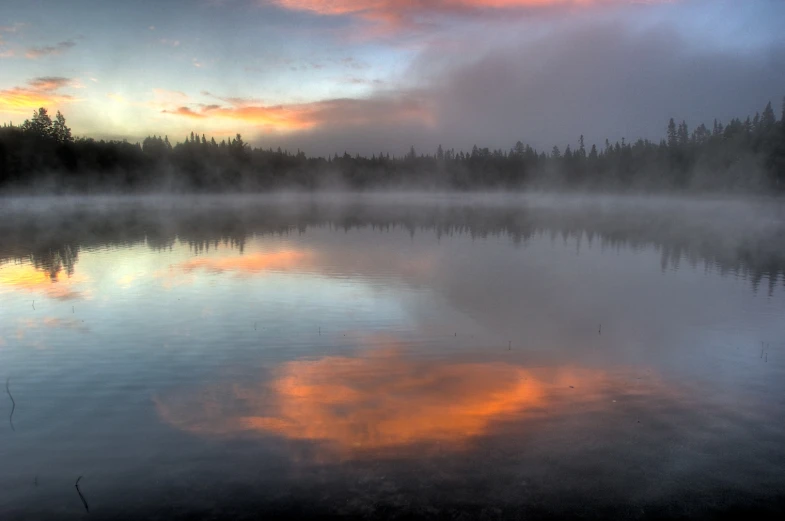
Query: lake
xmin=1 ymin=194 xmax=784 ymax=520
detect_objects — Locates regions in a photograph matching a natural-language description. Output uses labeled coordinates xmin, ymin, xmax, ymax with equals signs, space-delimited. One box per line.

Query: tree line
xmin=1 ymin=100 xmax=784 ymax=192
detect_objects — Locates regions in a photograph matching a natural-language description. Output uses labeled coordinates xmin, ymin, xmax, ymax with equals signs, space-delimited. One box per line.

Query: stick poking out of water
xmin=75 ymin=476 xmax=89 ymax=513
xmin=5 ymin=377 xmax=15 ymax=432
xmin=599 ymin=324 xmax=602 ymax=335
xmin=32 ymin=301 xmax=35 ymax=311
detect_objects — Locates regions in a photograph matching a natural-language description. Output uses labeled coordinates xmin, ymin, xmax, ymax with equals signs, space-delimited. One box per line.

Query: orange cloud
xmin=0 ymin=76 xmax=76 ymax=113
xmin=156 ymin=337 xmax=655 ymax=458
xmin=163 ymin=94 xmax=433 ymax=132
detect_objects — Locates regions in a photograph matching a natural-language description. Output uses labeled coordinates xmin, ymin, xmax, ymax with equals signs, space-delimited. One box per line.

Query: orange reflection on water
xmin=156 ymin=342 xmax=615 ymax=456
xmin=179 ymin=250 xmax=313 ymax=274
xmin=244 ymin=351 xmax=543 ymax=448
xmin=0 ymin=262 xmax=86 ymax=300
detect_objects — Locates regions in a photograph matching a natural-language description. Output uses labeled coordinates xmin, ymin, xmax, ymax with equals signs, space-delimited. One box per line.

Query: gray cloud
xmin=268 ymin=21 xmax=785 ymax=156
xmin=25 ymin=39 xmax=77 ymax=59
xmin=27 ymin=76 xmax=73 ymax=91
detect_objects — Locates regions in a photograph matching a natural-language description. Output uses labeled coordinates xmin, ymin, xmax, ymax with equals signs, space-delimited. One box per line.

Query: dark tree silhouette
xmin=1 ymin=100 xmax=784 ymax=193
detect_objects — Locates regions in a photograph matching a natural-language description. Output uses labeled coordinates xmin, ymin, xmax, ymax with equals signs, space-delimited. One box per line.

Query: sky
xmin=1 ymin=0 xmax=784 ymax=155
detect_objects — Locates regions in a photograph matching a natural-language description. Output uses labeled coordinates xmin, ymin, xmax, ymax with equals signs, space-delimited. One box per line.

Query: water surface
xmin=1 ymin=194 xmax=784 ymax=520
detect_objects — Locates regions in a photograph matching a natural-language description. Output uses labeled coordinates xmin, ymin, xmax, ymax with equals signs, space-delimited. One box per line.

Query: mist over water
xmin=1 ymin=194 xmax=784 ymax=520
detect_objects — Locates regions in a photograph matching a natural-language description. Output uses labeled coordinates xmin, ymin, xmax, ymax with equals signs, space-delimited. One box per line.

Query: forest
xmin=1 ymin=100 xmax=784 ymax=193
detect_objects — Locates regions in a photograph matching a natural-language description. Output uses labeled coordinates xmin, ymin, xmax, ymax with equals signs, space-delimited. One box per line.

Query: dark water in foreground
xmin=1 ymin=194 xmax=784 ymax=520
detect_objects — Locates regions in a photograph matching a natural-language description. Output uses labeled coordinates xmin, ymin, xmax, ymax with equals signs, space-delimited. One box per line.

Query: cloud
xmin=341 ymin=57 xmax=371 ymax=70
xmin=1 ymin=23 xmax=26 ymax=57
xmin=162 ymin=91 xmax=433 ymax=132
xmin=27 ymin=76 xmax=72 ymax=91
xmin=152 ymin=88 xmax=189 ymax=102
xmin=343 ymin=77 xmax=385 ymax=85
xmin=162 ymin=106 xmax=208 ymax=119
xmin=201 ymin=90 xmax=264 ymax=107
xmin=25 ymin=39 xmax=77 ymax=59
xmin=0 ymin=76 xmax=77 ymax=113
xmin=0 ymin=23 xmax=27 ymax=33
xmin=263 ymin=20 xmax=785 ymax=156
xmin=269 ymin=0 xmax=672 ymax=29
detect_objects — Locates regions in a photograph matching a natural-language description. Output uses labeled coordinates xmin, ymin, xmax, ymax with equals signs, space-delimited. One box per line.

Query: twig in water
xmin=6 ymin=377 xmax=15 ymax=432
xmin=761 ymin=342 xmax=764 ymax=358
xmin=32 ymin=301 xmax=35 ymax=311
xmin=72 ymin=306 xmax=74 ymax=314
xmin=599 ymin=324 xmax=602 ymax=335
xmin=765 ymin=353 xmax=768 ymax=362
xmin=254 ymin=322 xmax=257 ymax=331
xmin=34 ymin=475 xmax=38 ymax=487
xmin=75 ymin=476 xmax=89 ymax=513
xmin=508 ymin=341 xmax=511 ymax=350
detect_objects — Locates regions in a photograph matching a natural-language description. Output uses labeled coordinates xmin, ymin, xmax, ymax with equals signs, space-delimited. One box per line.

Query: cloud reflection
xmin=177 ymin=249 xmax=315 ymax=275
xmin=156 ymin=337 xmax=629 ymax=457
xmin=0 ymin=262 xmax=87 ymax=300
xmin=155 ymin=248 xmax=317 ymax=288
xmin=15 ymin=317 xmax=90 ymax=339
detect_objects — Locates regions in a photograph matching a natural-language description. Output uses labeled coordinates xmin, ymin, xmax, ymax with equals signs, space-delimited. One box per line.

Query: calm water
xmin=1 ymin=194 xmax=784 ymax=520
